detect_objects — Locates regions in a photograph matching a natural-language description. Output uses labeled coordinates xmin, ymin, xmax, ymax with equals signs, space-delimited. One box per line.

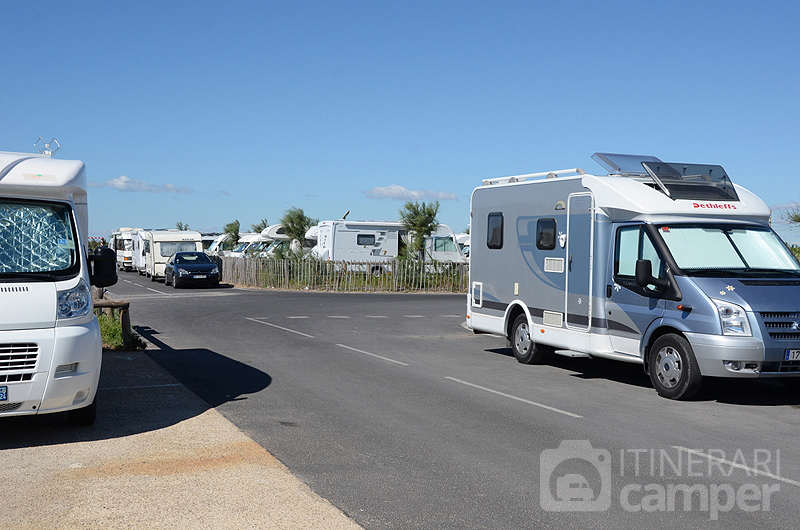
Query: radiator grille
xmin=0 ymin=343 xmax=39 ymax=372
xmin=758 ymin=313 xmax=800 ymax=340
xmin=0 ymin=402 xmax=23 ymax=412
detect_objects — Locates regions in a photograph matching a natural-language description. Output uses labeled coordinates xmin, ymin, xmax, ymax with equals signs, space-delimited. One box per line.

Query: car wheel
xmin=649 ymin=334 xmax=702 ymax=400
xmin=511 ymin=314 xmax=548 ymax=364
xmin=165 ymin=273 xmax=171 ymax=286
xmin=173 ymin=277 xmax=180 ymax=289
xmin=67 ymin=396 xmax=97 ymax=426
xmin=782 ymin=378 xmax=800 ymax=393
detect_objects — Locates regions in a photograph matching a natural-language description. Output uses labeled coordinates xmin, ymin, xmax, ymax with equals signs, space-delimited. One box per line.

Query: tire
xmin=648 ymin=334 xmax=702 ymax=400
xmin=782 ymin=378 xmax=800 ymax=393
xmin=511 ymin=314 xmax=547 ymax=364
xmin=173 ymin=277 xmax=180 ymax=289
xmin=67 ymin=396 xmax=97 ymax=426
xmin=165 ymin=273 xmax=171 ymax=286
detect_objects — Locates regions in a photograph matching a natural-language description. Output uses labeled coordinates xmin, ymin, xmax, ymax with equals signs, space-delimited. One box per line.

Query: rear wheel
xmin=511 ymin=314 xmax=548 ymax=364
xmin=649 ymin=334 xmax=702 ymax=400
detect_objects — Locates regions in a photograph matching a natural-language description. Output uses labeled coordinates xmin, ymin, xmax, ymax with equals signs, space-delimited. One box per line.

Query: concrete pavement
xmin=0 ymin=349 xmax=363 ymax=530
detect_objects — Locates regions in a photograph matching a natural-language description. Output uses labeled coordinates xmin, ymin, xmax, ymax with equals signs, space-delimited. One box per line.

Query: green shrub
xmin=97 ymin=312 xmax=147 ymax=350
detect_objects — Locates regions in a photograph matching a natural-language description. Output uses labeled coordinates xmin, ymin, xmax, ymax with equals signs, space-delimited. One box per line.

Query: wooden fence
xmin=216 ymin=257 xmax=469 ymax=293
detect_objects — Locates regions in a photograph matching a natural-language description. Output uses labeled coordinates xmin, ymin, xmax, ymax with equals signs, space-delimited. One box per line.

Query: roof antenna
xmin=340 ymin=210 xmax=350 ymax=220
xmin=34 ymin=137 xmax=60 ymax=157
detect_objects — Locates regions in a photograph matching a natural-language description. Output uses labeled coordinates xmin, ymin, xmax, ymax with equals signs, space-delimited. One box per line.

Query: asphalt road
xmin=107 ymin=274 xmax=800 ymax=529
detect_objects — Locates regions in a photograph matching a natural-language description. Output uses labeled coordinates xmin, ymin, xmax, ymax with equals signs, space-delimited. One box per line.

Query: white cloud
xmin=90 ymin=175 xmax=193 ymax=194
xmin=364 ymin=184 xmax=457 ymax=201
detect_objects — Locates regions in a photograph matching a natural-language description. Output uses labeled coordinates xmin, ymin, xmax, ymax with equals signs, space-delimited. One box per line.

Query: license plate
xmin=194 ymin=274 xmax=207 ymax=279
xmin=786 ymin=350 xmax=800 ymax=361
xmin=0 ymin=386 xmax=6 ymax=401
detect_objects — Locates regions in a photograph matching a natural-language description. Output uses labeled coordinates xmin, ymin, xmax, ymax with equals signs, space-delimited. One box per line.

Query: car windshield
xmin=0 ymin=200 xmax=78 ymax=277
xmin=656 ymin=224 xmax=800 ymax=276
xmin=176 ymin=253 xmax=211 ymax=264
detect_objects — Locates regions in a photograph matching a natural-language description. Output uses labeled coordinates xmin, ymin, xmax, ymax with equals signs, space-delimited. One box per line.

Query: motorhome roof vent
xmin=592 ymin=152 xmax=740 ymax=202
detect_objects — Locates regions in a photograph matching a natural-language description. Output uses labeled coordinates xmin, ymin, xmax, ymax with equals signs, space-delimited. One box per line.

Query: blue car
xmin=164 ymin=252 xmax=220 ymax=288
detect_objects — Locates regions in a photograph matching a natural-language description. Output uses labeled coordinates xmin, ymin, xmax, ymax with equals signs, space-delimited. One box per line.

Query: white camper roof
xmin=261 ymin=224 xmax=290 ymax=240
xmin=0 ymin=151 xmax=89 ymax=234
xmin=477 ymin=153 xmax=771 ymax=223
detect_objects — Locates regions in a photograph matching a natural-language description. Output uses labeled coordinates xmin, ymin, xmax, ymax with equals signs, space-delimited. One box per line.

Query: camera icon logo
xmin=540 ymin=440 xmax=611 ymax=512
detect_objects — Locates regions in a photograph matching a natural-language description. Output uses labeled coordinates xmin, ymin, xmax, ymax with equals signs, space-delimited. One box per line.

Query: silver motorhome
xmin=467 ymin=153 xmax=800 ymax=399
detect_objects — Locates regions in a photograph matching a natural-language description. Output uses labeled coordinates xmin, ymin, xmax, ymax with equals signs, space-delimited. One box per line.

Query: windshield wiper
xmin=0 ymin=271 xmax=59 ymax=282
xmin=684 ymin=269 xmax=742 ymax=277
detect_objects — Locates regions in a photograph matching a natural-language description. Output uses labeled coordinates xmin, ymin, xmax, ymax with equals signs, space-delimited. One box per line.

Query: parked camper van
xmin=0 ymin=149 xmax=117 ymax=424
xmin=205 ymin=233 xmax=239 ymax=257
xmin=109 ymin=227 xmax=140 ymax=271
xmin=132 ymin=228 xmax=148 ymax=274
xmin=141 ymin=229 xmax=203 ymax=281
xmin=424 ymin=225 xmax=468 ymax=263
xmin=312 ymin=219 xmax=405 ymax=266
xmin=227 ymin=232 xmax=269 ymax=258
xmin=467 ymin=153 xmax=800 ymax=399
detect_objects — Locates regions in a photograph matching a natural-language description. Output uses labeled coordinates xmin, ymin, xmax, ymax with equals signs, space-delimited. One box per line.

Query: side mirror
xmin=90 ymin=246 xmax=118 ymax=288
xmin=635 ymin=259 xmax=669 ymax=291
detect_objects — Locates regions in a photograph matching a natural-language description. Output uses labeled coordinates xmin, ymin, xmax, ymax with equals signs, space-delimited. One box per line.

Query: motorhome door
xmin=565 ymin=193 xmax=593 ymax=331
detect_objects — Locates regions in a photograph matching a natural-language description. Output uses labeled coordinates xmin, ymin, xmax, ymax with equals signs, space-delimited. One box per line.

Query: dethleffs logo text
xmin=692 ymin=202 xmax=738 ymax=210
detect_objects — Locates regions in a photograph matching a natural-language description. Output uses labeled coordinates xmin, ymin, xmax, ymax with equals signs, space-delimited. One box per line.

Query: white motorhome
xmin=227 ymin=232 xmax=269 ymax=258
xmin=131 ymin=228 xmax=148 ymax=274
xmin=109 ymin=227 xmax=140 ymax=271
xmin=205 ymin=233 xmax=239 ymax=257
xmin=312 ymin=219 xmax=406 ymax=266
xmin=468 ymin=153 xmax=800 ymax=399
xmin=0 ymin=149 xmax=117 ymax=424
xmin=424 ymin=224 xmax=468 ymax=263
xmin=141 ymin=229 xmax=203 ymax=281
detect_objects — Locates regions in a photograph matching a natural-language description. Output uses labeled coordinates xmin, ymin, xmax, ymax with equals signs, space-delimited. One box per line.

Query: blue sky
xmin=3 ymin=1 xmax=800 ymax=243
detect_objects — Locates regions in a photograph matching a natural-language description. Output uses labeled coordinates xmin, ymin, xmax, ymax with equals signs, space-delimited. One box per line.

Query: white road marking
xmin=404 ymin=315 xmax=426 ymax=318
xmin=366 ymin=315 xmax=389 ymax=318
xmin=445 ymin=377 xmax=583 ymax=418
xmin=146 ymin=287 xmax=164 ymax=294
xmin=246 ymin=318 xmax=315 ymax=338
xmin=673 ymin=446 xmax=800 ymax=488
xmin=102 ymin=383 xmax=183 ymax=391
xmin=336 ymin=344 xmax=410 ymax=366
xmin=287 ymin=316 xmax=310 ymax=319
xmin=328 ymin=315 xmax=351 ymax=319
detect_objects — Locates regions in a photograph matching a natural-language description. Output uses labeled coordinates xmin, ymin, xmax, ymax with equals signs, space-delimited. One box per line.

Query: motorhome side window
xmin=614 ymin=226 xmax=664 ymax=284
xmin=536 ymin=218 xmax=556 ymax=250
xmin=357 ymin=234 xmax=376 ymax=246
xmin=487 ymin=212 xmax=503 ymax=249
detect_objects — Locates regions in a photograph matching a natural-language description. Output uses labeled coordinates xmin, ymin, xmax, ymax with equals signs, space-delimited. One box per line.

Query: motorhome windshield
xmin=0 ymin=200 xmax=79 ymax=278
xmin=656 ymin=224 xmax=800 ymax=276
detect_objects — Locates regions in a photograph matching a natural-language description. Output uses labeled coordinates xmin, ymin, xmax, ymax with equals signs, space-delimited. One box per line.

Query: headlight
xmin=178 ymin=268 xmax=189 ymax=276
xmin=57 ymin=279 xmax=92 ymax=319
xmin=712 ymin=299 xmax=751 ymax=336
xmin=211 ymin=266 xmax=219 ymax=274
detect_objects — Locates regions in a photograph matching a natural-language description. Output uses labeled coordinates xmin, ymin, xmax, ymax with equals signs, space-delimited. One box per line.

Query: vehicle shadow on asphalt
xmin=487 ymin=347 xmax=800 ymax=406
xmin=0 ymin=326 xmax=271 ymax=449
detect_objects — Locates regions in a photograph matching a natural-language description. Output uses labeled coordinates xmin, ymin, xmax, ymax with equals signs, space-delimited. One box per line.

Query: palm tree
xmin=399 ymin=201 xmax=439 ymax=260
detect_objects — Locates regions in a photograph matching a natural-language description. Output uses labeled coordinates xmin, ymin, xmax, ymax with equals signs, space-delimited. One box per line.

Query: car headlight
xmin=178 ymin=268 xmax=189 ymax=276
xmin=57 ymin=279 xmax=92 ymax=319
xmin=211 ymin=266 xmax=219 ymax=275
xmin=712 ymin=299 xmax=751 ymax=336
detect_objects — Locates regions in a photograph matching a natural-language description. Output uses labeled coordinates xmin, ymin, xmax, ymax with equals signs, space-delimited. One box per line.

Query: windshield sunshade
xmin=657 ymin=225 xmax=799 ymax=273
xmin=0 ymin=201 xmax=78 ymax=274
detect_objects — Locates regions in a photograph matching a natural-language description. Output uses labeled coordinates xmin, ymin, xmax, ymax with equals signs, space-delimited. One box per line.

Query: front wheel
xmin=511 ymin=314 xmax=548 ymax=364
xmin=649 ymin=334 xmax=702 ymax=400
xmin=68 ymin=397 xmax=97 ymax=426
